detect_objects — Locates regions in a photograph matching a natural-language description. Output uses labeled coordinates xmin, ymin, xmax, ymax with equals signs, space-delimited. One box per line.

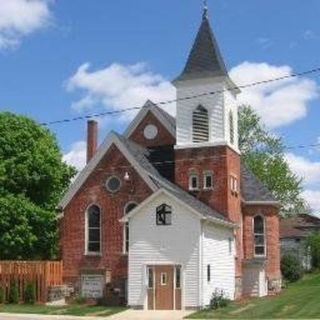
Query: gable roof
xmin=280 ymin=214 xmax=320 ymax=239
xmin=241 ymin=165 xmax=278 ymax=204
xmin=121 ymin=188 xmax=235 ymax=229
xmin=58 ymin=131 xmax=159 ymax=210
xmin=124 ymin=100 xmax=176 ymax=138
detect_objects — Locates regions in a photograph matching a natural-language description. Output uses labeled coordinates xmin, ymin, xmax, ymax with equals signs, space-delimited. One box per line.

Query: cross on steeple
xmin=203 ymin=0 xmax=209 ymax=19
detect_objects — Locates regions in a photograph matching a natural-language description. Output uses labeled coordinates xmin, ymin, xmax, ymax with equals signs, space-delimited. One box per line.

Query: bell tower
xmin=173 ymin=6 xmax=243 ymax=292
xmin=173 ymin=6 xmax=240 ymax=153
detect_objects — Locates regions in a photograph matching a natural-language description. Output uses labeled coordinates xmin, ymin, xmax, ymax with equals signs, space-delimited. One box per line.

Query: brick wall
xmin=242 ymin=204 xmax=281 ymax=279
xmin=128 ymin=111 xmax=176 ymax=147
xmin=61 ymin=144 xmax=152 ymax=289
xmin=174 ymin=145 xmax=243 ymax=277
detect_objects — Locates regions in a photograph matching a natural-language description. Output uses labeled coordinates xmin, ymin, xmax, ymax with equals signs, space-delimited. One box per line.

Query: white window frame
xmin=189 ymin=173 xmax=199 ymax=191
xmin=253 ymin=215 xmax=266 ymax=257
xmin=229 ymin=110 xmax=235 ymax=145
xmin=203 ymin=171 xmax=213 ymax=190
xmin=85 ymin=204 xmax=102 ymax=256
xmin=230 ymin=175 xmax=238 ymax=194
xmin=123 ymin=202 xmax=138 ymax=254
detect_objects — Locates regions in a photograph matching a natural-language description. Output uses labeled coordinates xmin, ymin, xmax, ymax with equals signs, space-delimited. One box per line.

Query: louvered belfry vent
xmin=192 ymin=105 xmax=209 ymax=143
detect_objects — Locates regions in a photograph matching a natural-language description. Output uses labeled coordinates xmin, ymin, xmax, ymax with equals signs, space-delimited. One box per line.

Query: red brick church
xmin=59 ymin=7 xmax=281 ymax=310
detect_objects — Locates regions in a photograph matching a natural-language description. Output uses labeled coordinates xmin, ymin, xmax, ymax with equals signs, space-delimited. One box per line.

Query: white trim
xmin=189 ymin=173 xmax=199 ymax=191
xmin=123 ymin=202 xmax=138 ymax=254
xmin=243 ymin=201 xmax=280 ymax=207
xmin=120 ymin=188 xmax=236 ymax=229
xmin=174 ymin=141 xmax=241 ymax=154
xmin=84 ymin=204 xmax=102 ymax=256
xmin=253 ymin=214 xmax=267 ymax=258
xmin=124 ymin=101 xmax=176 ymax=139
xmin=59 ymin=131 xmax=158 ymax=209
xmin=203 ymin=171 xmax=214 ymax=190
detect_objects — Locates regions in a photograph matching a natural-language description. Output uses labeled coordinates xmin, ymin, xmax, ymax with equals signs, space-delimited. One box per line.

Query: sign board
xmin=81 ymin=274 xmax=105 ymax=298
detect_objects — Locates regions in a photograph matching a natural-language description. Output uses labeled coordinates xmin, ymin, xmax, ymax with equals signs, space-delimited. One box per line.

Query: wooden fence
xmin=0 ymin=261 xmax=63 ymax=303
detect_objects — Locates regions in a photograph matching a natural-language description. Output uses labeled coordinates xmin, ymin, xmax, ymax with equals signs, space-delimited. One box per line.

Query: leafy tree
xmin=281 ymin=254 xmax=303 ymax=282
xmin=305 ymin=232 xmax=320 ymax=269
xmin=0 ymin=112 xmax=75 ymax=211
xmin=239 ymin=105 xmax=307 ymax=216
xmin=0 ymin=112 xmax=76 ymax=259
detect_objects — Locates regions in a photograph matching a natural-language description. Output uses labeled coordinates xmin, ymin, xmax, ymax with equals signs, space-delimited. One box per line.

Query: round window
xmin=106 ymin=176 xmax=121 ymax=193
xmin=143 ymin=124 xmax=158 ymax=140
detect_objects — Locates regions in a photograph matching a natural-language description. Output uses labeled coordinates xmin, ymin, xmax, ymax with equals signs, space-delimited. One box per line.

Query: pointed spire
xmin=203 ymin=0 xmax=209 ymax=20
xmin=173 ymin=4 xmax=229 ymax=83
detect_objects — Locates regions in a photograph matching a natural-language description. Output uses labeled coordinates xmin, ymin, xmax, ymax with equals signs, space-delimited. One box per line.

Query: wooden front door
xmin=155 ymin=265 xmax=174 ymax=310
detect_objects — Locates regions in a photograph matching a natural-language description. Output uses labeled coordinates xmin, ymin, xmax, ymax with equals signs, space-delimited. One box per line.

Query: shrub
xmin=8 ymin=280 xmax=19 ymax=304
xmin=281 ymin=254 xmax=303 ymax=282
xmin=73 ymin=295 xmax=86 ymax=305
xmin=209 ymin=289 xmax=230 ymax=310
xmin=24 ymin=282 xmax=36 ymax=304
xmin=305 ymin=232 xmax=320 ymax=269
xmin=0 ymin=287 xmax=4 ymax=304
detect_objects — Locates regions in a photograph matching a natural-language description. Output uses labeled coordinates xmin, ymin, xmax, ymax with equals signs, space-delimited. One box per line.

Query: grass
xmin=0 ymin=304 xmax=127 ymax=317
xmin=188 ymin=272 xmax=320 ymax=319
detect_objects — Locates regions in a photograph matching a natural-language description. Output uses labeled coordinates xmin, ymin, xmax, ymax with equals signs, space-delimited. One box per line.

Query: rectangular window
xmin=161 ymin=273 xmax=168 ymax=286
xmin=147 ymin=267 xmax=154 ymax=289
xmin=228 ymin=237 xmax=233 ymax=255
xmin=204 ymin=172 xmax=213 ymax=190
xmin=156 ymin=204 xmax=172 ymax=226
xmin=230 ymin=175 xmax=238 ymax=194
xmin=123 ymin=222 xmax=129 ymax=254
xmin=254 ymin=216 xmax=266 ymax=256
xmin=207 ymin=265 xmax=211 ymax=282
xmin=189 ymin=174 xmax=199 ymax=191
xmin=175 ymin=266 xmax=181 ymax=289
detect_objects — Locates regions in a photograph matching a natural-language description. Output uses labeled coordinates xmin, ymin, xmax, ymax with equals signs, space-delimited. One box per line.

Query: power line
xmin=40 ymin=66 xmax=320 ymax=126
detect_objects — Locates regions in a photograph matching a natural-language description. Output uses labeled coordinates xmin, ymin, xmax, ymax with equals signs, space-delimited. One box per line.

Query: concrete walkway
xmin=0 ymin=310 xmax=193 ymax=320
xmin=108 ymin=310 xmax=192 ymax=320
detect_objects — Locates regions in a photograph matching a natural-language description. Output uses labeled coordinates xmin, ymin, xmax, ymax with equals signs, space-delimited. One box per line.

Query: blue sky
xmin=1 ymin=0 xmax=320 ymax=211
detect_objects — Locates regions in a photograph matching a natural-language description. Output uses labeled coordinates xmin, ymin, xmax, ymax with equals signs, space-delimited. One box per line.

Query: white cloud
xmin=285 ymin=153 xmax=320 ymax=212
xmin=66 ymin=62 xmax=176 ymax=122
xmin=230 ymin=62 xmax=319 ymax=128
xmin=285 ymin=153 xmax=320 ymax=188
xmin=63 ymin=141 xmax=86 ymax=172
xmin=302 ymin=190 xmax=320 ymax=212
xmin=0 ymin=0 xmax=52 ymax=50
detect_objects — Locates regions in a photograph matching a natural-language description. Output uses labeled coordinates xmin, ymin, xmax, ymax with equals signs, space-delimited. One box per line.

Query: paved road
xmin=0 ymin=310 xmax=192 ymax=320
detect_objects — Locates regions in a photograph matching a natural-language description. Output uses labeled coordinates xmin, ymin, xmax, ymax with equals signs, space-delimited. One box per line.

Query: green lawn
xmin=0 ymin=304 xmax=127 ymax=317
xmin=188 ymin=272 xmax=320 ymax=319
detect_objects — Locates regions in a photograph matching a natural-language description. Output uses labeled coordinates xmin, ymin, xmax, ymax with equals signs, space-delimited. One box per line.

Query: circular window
xmin=106 ymin=176 xmax=121 ymax=193
xmin=144 ymin=124 xmax=158 ymax=140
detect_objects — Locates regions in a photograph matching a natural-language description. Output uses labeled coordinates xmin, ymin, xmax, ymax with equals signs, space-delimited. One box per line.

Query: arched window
xmin=254 ymin=215 xmax=266 ymax=256
xmin=229 ymin=111 xmax=235 ymax=145
xmin=123 ymin=202 xmax=138 ymax=254
xmin=193 ymin=105 xmax=209 ymax=143
xmin=86 ymin=205 xmax=101 ymax=254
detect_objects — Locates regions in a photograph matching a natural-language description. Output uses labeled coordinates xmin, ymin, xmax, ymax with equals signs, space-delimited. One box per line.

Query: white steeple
xmin=173 ymin=6 xmax=240 ymax=153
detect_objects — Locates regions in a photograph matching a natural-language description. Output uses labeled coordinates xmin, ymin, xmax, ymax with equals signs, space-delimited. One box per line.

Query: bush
xmin=24 ymin=282 xmax=36 ymax=304
xmin=209 ymin=289 xmax=230 ymax=310
xmin=306 ymin=232 xmax=320 ymax=269
xmin=0 ymin=287 xmax=4 ymax=304
xmin=8 ymin=280 xmax=19 ymax=304
xmin=281 ymin=254 xmax=303 ymax=282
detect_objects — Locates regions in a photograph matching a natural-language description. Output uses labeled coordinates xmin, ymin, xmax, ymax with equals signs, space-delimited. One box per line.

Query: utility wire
xmin=40 ymin=66 xmax=320 ymax=126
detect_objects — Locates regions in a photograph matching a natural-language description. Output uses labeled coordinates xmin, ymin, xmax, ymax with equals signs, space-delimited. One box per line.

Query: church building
xmin=59 ymin=7 xmax=281 ymax=310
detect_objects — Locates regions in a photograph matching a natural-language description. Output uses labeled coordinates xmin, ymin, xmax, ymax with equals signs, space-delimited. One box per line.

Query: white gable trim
xmin=124 ymin=101 xmax=176 ymax=138
xmin=243 ymin=200 xmax=280 ymax=208
xmin=120 ymin=188 xmax=235 ymax=229
xmin=59 ymin=131 xmax=158 ymax=210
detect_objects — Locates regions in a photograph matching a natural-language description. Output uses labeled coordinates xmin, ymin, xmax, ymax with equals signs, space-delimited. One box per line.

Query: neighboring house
xmin=280 ymin=214 xmax=320 ymax=270
xmin=59 ymin=7 xmax=281 ymax=310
